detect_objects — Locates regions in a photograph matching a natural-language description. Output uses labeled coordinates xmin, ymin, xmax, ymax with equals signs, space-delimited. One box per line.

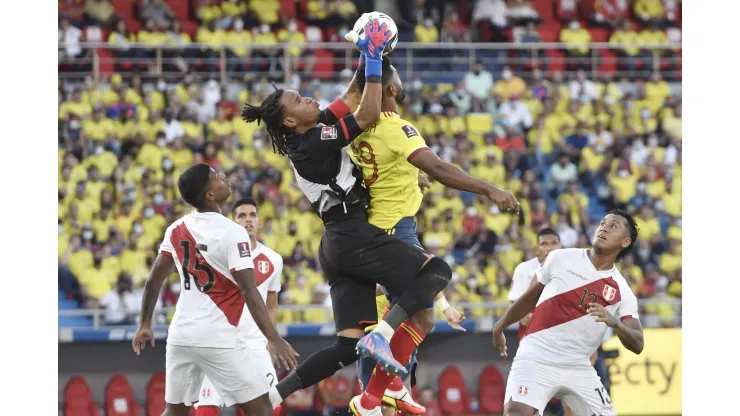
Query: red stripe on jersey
xmin=339 ymin=118 xmax=350 ymax=142
xmin=160 ymin=250 xmax=173 ymax=258
xmin=525 ymin=277 xmax=622 ymax=336
xmin=620 ymin=314 xmax=635 ymax=321
xmin=407 ymin=147 xmax=430 ymax=162
xmin=327 ymin=98 xmax=351 ymax=120
xmin=172 ymin=223 xmax=244 ymax=327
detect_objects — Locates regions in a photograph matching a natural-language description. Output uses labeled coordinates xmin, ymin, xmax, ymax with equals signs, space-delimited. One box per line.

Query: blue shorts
xmin=356 ymin=217 xmax=427 ymax=389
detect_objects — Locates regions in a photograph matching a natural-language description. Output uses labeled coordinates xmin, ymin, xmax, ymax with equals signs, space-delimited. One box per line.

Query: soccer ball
xmin=351 ymin=12 xmax=399 ymax=55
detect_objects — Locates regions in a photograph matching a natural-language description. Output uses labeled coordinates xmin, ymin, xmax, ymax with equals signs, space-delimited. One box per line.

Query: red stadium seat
xmin=478 ymin=365 xmax=506 ymax=414
xmin=111 ymin=0 xmax=134 ymax=20
xmin=534 ymin=0 xmax=556 ymax=23
xmin=105 ymin=374 xmax=141 ymax=416
xmin=64 ymin=376 xmax=101 ymax=416
xmin=311 ymin=49 xmax=335 ymax=80
xmin=280 ymin=0 xmax=297 ymax=18
xmin=145 ymin=373 xmax=166 ymax=416
xmin=167 ymin=0 xmax=190 ymax=23
xmin=589 ymin=28 xmax=610 ymax=43
xmin=438 ymin=366 xmax=471 ymax=415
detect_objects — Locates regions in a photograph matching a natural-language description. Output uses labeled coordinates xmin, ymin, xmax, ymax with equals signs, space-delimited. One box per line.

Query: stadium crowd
xmin=58 ymin=0 xmax=682 ymax=328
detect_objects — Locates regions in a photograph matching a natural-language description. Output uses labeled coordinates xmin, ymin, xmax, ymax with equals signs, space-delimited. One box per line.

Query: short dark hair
xmin=609 ymin=208 xmax=639 ymax=261
xmin=178 ymin=163 xmax=212 ymax=210
xmin=232 ymin=197 xmax=258 ymax=215
xmin=241 ymin=84 xmax=292 ymax=155
xmin=357 ymin=55 xmax=394 ymax=92
xmin=537 ymin=227 xmax=560 ymax=240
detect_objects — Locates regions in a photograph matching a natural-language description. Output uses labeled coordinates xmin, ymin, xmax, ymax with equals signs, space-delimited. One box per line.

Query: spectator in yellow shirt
xmin=415 ymin=17 xmax=439 ymax=43
xmin=252 ymin=23 xmax=280 ymax=73
xmin=634 ymin=0 xmax=665 ymax=27
xmin=250 ymin=0 xmax=281 ymax=25
xmin=196 ymin=20 xmax=227 ymax=72
xmin=226 ymin=18 xmax=253 ymax=74
xmin=278 ymin=19 xmax=307 ymax=70
xmin=85 ymin=0 xmax=116 ymax=28
xmin=560 ymin=21 xmax=592 ymax=69
xmin=493 ymin=66 xmax=526 ymax=100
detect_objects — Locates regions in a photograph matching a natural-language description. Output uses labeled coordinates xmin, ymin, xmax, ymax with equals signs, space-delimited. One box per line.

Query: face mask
xmin=95 ymin=146 xmax=105 ymax=155
xmin=171 ymin=283 xmax=181 ymax=293
xmin=253 ymin=139 xmax=264 ymax=149
xmin=157 ymin=80 xmax=167 ymax=91
xmin=83 ymin=230 xmax=94 ymax=241
xmin=675 ymin=219 xmax=682 ymax=227
xmin=144 ymin=208 xmax=155 ymax=219
xmin=58 ymin=225 xmax=64 ymax=235
xmin=655 ymin=200 xmax=665 ymax=211
xmin=288 ymin=22 xmax=297 ymax=32
xmin=128 ymin=190 xmax=137 ymax=201
xmin=465 ymin=207 xmax=477 ymax=217
xmin=234 ymin=20 xmax=244 ymax=31
xmin=570 ymin=21 xmax=580 ymax=30
xmin=153 ymin=194 xmax=165 ymax=204
xmin=157 ymin=139 xmax=166 ymax=147
xmin=648 ymin=136 xmax=659 ymax=147
xmin=595 ymin=144 xmax=605 ymax=153
xmin=138 ymin=166 xmax=147 ymax=174
xmin=133 ymin=223 xmax=144 ymax=234
xmin=69 ymin=120 xmax=80 ymax=129
xmin=502 ymin=69 xmax=512 ymax=80
xmin=580 ymin=95 xmax=589 ymax=104
xmin=412 ymin=79 xmax=423 ymax=89
xmin=637 ymin=182 xmax=647 ymax=192
xmin=162 ymin=158 xmax=174 ymax=170
xmin=489 ymin=205 xmax=500 ymax=215
xmin=424 ymin=19 xmax=433 ymax=27
xmin=261 ymin=24 xmax=270 ymax=33
xmin=618 ymin=170 xmax=629 ymax=178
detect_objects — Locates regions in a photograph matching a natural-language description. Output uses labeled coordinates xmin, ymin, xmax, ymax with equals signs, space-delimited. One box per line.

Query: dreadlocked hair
xmin=356 ymin=55 xmax=393 ymax=93
xmin=241 ymin=84 xmax=293 ymax=155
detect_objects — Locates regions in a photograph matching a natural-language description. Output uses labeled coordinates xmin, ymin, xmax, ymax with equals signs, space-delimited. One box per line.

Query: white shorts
xmin=197 ymin=342 xmax=277 ymax=408
xmin=505 ymin=356 xmax=616 ymax=416
xmin=165 ymin=339 xmax=273 ymax=408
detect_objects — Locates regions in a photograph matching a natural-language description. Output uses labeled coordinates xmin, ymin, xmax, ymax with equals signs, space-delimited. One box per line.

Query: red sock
xmin=361 ymin=321 xmax=424 ymax=408
xmin=387 ymin=376 xmax=403 ymax=392
xmin=196 ymin=406 xmax=221 ymax=416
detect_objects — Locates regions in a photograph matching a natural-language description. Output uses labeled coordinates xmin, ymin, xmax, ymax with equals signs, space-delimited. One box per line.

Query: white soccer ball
xmin=351 ymin=11 xmax=399 ymax=55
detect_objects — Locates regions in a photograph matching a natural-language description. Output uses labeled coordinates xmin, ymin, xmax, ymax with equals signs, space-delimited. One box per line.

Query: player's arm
xmin=138 ymin=253 xmax=175 ymax=327
xmin=587 ymin=289 xmax=644 ymax=354
xmin=409 ymin=147 xmax=520 ymax=214
xmin=612 ymin=318 xmax=644 ymax=355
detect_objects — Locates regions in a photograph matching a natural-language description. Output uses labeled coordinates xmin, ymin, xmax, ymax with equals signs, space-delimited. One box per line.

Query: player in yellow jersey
xmin=347 ymin=57 xmax=520 ymax=416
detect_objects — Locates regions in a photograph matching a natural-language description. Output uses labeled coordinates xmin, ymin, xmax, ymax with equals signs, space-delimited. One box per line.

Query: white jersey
xmin=159 ymin=211 xmax=255 ymax=348
xmin=517 ymin=248 xmax=639 ymax=366
xmin=508 ymin=257 xmax=541 ymax=302
xmin=238 ymin=241 xmax=282 ymax=346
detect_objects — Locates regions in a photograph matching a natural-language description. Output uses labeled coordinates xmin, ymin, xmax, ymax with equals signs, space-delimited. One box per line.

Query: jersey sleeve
xmin=617 ymin=284 xmax=640 ymax=321
xmin=318 ymin=99 xmax=352 ymax=126
xmin=223 ymin=225 xmax=255 ymax=273
xmin=508 ymin=263 xmax=532 ymax=302
xmin=385 ymin=122 xmax=430 ymax=161
xmin=536 ymin=251 xmax=558 ymax=285
xmin=158 ymin=223 xmax=176 ymax=258
xmin=269 ymin=256 xmax=283 ymax=293
xmin=303 ymin=113 xmax=365 ymax=156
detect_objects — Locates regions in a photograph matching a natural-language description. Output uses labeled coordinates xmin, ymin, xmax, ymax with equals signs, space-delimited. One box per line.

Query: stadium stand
xmin=59 ymin=1 xmax=681 ymax=412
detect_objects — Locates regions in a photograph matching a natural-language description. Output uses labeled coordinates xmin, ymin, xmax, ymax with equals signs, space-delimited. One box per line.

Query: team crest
xmin=602 ymin=285 xmax=617 ymax=301
xmin=518 ymin=386 xmax=528 ymax=396
xmin=321 ymin=126 xmax=338 ymax=140
xmin=238 ymin=242 xmax=251 ymax=258
xmin=257 ymin=260 xmax=271 ymax=274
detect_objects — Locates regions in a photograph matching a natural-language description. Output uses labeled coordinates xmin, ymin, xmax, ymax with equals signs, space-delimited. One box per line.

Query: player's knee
xmin=417 ymin=257 xmax=452 ymax=293
xmin=195 ymin=405 xmax=221 ymax=416
xmin=504 ymin=400 xmax=537 ymax=416
xmin=334 ymin=336 xmax=361 ymax=366
xmin=336 ymin=327 xmax=364 ymax=339
xmin=411 ymin=308 xmax=435 ymax=335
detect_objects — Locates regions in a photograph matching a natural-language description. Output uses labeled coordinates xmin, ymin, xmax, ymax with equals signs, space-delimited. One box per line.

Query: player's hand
xmin=488 ymin=189 xmax=520 ymax=216
xmin=132 ymin=325 xmax=154 ymax=355
xmin=493 ymin=328 xmax=508 ymax=357
xmin=268 ymin=336 xmax=300 ymax=371
xmin=345 ymin=19 xmax=393 ymax=60
xmin=587 ymin=302 xmax=618 ymax=327
xmin=443 ymin=307 xmax=466 ymax=332
xmin=418 ymin=173 xmax=432 ymax=192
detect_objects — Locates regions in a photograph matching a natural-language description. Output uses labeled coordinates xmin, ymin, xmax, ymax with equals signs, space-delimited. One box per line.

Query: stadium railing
xmin=58 ymin=298 xmax=682 ymax=331
xmin=59 ymin=42 xmax=681 ymax=83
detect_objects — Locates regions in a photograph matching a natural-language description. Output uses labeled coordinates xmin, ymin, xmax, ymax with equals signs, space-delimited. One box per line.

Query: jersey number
xmin=594 ymin=386 xmax=612 ymax=406
xmin=354 ymin=141 xmax=378 ymax=185
xmin=578 ymin=289 xmax=599 ymax=308
xmin=179 ymin=240 xmax=215 ymax=293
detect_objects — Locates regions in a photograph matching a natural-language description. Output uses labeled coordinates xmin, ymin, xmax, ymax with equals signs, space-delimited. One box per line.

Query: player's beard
xmin=395 ymin=88 xmax=406 ymax=104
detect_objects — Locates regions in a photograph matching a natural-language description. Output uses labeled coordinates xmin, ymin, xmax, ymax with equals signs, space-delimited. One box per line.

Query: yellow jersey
xmin=347 ymin=112 xmax=429 ymax=230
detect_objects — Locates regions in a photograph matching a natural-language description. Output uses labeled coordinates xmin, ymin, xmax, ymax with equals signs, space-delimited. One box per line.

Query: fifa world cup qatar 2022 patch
xmin=401 ymin=125 xmax=419 ymax=138
xmin=321 ymin=126 xmax=338 ymax=140
xmin=238 ymin=242 xmax=251 ymax=258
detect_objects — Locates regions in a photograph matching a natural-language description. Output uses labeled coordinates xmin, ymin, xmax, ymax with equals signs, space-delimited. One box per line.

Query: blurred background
xmin=58 ymin=0 xmax=682 ymax=415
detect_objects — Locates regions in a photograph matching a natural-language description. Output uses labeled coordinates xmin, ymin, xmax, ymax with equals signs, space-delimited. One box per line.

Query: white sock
xmin=372 ymin=320 xmax=395 ymax=342
xmin=268 ymin=386 xmax=283 ymax=409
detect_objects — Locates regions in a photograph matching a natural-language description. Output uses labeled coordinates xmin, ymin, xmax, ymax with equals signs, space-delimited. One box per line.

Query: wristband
xmin=435 ymin=296 xmax=451 ymax=312
xmin=364 ymin=57 xmax=382 ymax=78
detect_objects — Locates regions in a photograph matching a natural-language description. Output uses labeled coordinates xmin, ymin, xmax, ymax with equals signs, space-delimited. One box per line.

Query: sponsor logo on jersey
xmin=518 ymin=386 xmax=528 ymax=396
xmin=257 ymin=260 xmax=271 ymax=274
xmin=238 ymin=242 xmax=251 ymax=258
xmin=401 ymin=124 xmax=419 ymax=138
xmin=567 ymin=270 xmax=588 ymax=281
xmin=602 ymin=284 xmax=617 ymax=301
xmin=321 ymin=126 xmax=338 ymax=140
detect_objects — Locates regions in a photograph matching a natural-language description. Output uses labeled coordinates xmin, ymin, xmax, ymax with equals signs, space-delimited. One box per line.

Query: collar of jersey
xmin=380 ymin=111 xmax=399 ymax=119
